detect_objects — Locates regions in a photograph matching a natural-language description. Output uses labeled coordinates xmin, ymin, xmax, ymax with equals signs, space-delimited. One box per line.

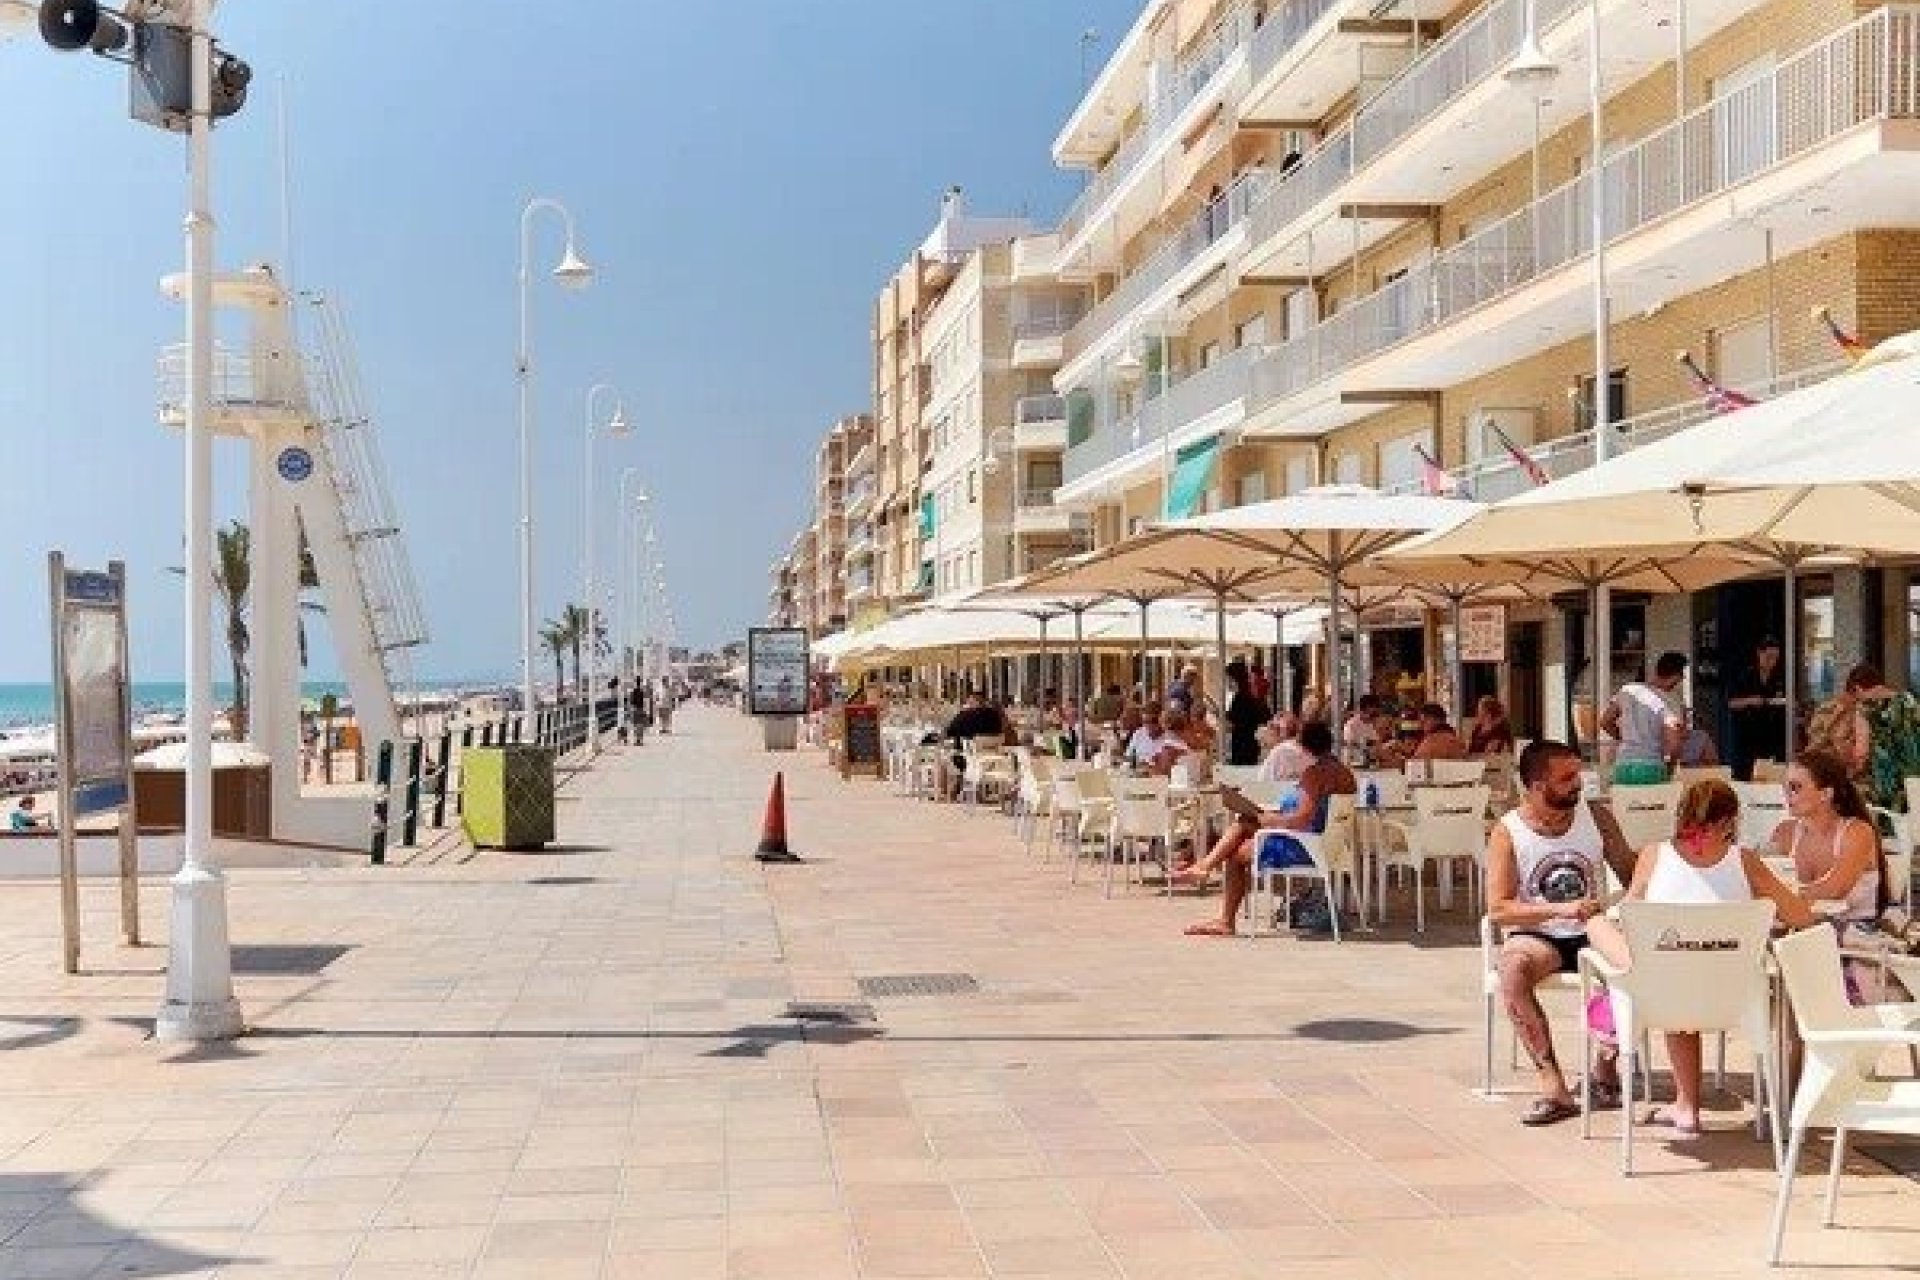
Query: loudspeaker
xmin=38 ymin=0 xmax=129 ymax=54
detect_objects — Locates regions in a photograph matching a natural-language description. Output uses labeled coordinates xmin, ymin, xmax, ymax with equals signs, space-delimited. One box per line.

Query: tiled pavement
xmin=0 ymin=703 xmax=1914 ymax=1278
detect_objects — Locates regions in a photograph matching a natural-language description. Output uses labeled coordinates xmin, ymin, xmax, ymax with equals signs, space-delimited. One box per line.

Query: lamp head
xmin=552 ymin=244 xmax=595 ymax=290
xmin=1114 ymin=347 xmax=1144 ymax=378
xmin=607 ymin=404 xmax=631 ymax=437
xmin=1503 ymin=35 xmax=1558 ymax=88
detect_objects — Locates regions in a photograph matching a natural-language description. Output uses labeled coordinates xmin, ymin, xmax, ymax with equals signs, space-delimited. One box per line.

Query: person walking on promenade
xmin=1224 ymin=659 xmax=1271 ymax=767
xmin=1601 ymin=652 xmax=1688 ymax=784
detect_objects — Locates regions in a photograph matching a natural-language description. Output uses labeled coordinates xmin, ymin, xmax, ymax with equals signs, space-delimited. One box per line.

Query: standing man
xmin=1599 ymin=651 xmax=1689 ymax=785
xmin=1487 ymin=740 xmax=1636 ymax=1125
xmin=1727 ymin=635 xmax=1788 ymax=779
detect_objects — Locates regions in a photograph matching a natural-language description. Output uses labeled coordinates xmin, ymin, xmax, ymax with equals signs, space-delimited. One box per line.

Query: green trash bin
xmin=461 ymin=744 xmax=555 ymax=850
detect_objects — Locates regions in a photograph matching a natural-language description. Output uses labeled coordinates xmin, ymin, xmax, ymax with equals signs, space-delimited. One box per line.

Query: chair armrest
xmin=1578 ymin=948 xmax=1627 ymax=982
xmin=1800 ymin=1026 xmax=1920 ymax=1049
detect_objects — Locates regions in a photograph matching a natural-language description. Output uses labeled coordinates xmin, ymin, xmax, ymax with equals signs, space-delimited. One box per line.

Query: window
xmin=1334 ymin=452 xmax=1364 ymax=484
xmin=1284 ymin=288 xmax=1315 ymax=340
xmin=1284 ymin=456 xmax=1311 ymax=494
xmin=1379 ymin=432 xmax=1426 ymax=489
xmin=1573 ymin=369 xmax=1628 ymax=431
xmin=1236 ymin=470 xmax=1267 ymax=506
xmin=1199 ymin=341 xmax=1221 ymax=369
xmin=966 ymin=469 xmax=977 ymax=503
xmin=968 ymin=550 xmax=978 ymax=586
xmin=1468 ymin=408 xmax=1535 ymax=463
xmin=1715 ymin=316 xmax=1772 ymax=393
xmin=1234 ymin=313 xmax=1268 ymax=349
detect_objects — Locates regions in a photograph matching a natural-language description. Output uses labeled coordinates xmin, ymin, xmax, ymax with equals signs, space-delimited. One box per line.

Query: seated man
xmin=1258 ymin=714 xmax=1311 ymax=783
xmin=1486 ymin=739 xmax=1637 ymax=1126
xmin=1410 ymin=702 xmax=1470 ymax=761
xmin=1124 ymin=707 xmax=1167 ymax=769
xmin=9 ymin=795 xmax=45 ymax=832
xmin=1174 ymin=720 xmax=1355 ymax=936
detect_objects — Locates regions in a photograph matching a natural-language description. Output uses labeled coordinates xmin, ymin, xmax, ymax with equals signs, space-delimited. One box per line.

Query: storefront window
xmin=1802 ymin=586 xmax=1837 ymax=703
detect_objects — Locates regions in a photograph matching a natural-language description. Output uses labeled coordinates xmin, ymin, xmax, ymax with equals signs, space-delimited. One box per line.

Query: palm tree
xmin=561 ymin=603 xmax=595 ymax=697
xmin=539 ymin=617 xmax=574 ymax=697
xmin=172 ymin=520 xmax=325 ymax=737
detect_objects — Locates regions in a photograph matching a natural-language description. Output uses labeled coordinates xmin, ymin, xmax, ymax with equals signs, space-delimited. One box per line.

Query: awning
xmin=1163 ymin=436 xmax=1221 ymax=520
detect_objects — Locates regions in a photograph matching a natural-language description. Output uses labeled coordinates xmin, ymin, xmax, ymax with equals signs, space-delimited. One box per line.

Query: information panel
xmin=747 ymin=627 xmax=810 ymax=717
xmin=1459 ymin=604 xmax=1509 ymax=664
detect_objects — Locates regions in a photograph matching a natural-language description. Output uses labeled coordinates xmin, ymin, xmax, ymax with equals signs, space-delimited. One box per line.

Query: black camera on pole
xmin=37 ymin=0 xmax=249 ymax=130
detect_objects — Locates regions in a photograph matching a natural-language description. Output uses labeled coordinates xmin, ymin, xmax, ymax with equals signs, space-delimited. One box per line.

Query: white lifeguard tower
xmin=157 ymin=265 xmax=428 ymax=848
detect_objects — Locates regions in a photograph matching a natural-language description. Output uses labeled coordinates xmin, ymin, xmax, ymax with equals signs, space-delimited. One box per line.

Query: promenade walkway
xmin=0 ymin=702 xmax=1913 ymax=1278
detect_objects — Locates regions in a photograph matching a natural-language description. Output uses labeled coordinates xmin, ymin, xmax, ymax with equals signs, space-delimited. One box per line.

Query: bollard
xmin=370 ymin=740 xmax=393 ymax=865
xmin=433 ymin=730 xmax=454 ymax=829
xmin=402 ymin=738 xmax=424 ymax=847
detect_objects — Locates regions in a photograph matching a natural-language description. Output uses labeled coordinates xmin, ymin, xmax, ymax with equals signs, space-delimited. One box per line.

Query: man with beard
xmin=1486 ymin=739 xmax=1637 ymax=1126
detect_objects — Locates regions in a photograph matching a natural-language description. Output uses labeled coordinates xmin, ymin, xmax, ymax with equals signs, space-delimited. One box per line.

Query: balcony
xmin=1013 ymin=394 xmax=1069 ymax=451
xmin=1057 ymin=3 xmax=1260 ymax=267
xmin=1012 ymin=487 xmax=1092 ymax=537
xmin=1380 ymin=361 xmax=1848 ymax=501
xmin=157 ymin=345 xmax=306 ymax=431
xmin=1059 ymin=168 xmax=1273 ymax=378
xmin=844 ymin=476 xmax=876 ymax=521
xmin=844 ymin=527 xmax=876 ymax=564
xmin=1245 ymin=9 xmax=1920 ymax=438
xmin=1060 ymin=345 xmax=1261 ymax=498
xmin=1238 ymin=0 xmax=1773 ymax=283
xmin=1012 ymin=313 xmax=1082 ymax=369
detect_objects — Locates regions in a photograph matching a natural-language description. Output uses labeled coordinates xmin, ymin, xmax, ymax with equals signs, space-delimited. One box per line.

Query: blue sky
xmin=0 ymin=1 xmax=1137 ymax=683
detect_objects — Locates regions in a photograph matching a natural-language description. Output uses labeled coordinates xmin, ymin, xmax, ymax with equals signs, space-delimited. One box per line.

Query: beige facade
xmin=1042 ymin=0 xmax=1920 ymax=732
xmin=804 ymin=415 xmax=870 ymax=635
xmin=921 ymin=236 xmax=1092 ymax=598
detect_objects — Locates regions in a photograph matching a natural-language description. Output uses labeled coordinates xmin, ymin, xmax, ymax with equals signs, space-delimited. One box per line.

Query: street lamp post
xmin=158 ymin=0 xmax=242 ymax=1043
xmin=516 ymin=197 xmax=593 ymax=723
xmin=615 ymin=470 xmax=641 ymax=734
xmin=580 ymin=383 xmax=628 ymax=755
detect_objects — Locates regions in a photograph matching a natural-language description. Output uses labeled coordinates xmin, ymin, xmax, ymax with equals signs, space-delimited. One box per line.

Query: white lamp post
xmin=516 ymin=197 xmax=593 ymax=723
xmin=615 ymin=470 xmax=641 ymax=733
xmin=1506 ymin=0 xmax=1615 ymax=748
xmin=157 ymin=0 xmax=242 ymax=1043
xmin=580 ymin=383 xmax=628 ymax=755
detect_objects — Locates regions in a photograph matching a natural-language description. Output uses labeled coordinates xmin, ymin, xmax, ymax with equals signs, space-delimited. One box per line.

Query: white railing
xmin=1063 ymin=345 xmax=1259 ymax=485
xmin=1248 ymin=0 xmax=1344 ymax=83
xmin=1245 ymin=129 xmax=1353 ymax=253
xmin=1380 ymin=361 xmax=1851 ymax=501
xmin=1016 ymin=393 xmax=1067 ymax=424
xmin=1063 ymin=168 xmax=1273 ymax=365
xmin=156 ymin=345 xmax=307 ymax=421
xmin=1059 ymin=3 xmax=1258 ymax=245
xmin=1013 ymin=314 xmax=1081 ymax=341
xmin=1253 ymin=8 xmax=1920 ymax=413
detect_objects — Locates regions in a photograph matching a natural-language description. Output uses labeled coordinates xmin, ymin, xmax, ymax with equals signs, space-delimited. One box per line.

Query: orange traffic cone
xmin=754 ymin=772 xmax=803 ymax=864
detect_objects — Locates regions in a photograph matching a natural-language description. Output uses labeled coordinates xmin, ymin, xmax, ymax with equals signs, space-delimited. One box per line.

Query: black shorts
xmin=1509 ymin=930 xmax=1586 ymax=973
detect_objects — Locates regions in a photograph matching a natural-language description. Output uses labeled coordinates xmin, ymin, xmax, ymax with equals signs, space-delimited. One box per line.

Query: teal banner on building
xmin=1163 ymin=436 xmax=1221 ymax=520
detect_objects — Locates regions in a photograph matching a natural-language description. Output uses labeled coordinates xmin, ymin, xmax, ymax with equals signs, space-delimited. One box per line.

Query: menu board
xmin=747 ymin=627 xmax=810 ymax=717
xmin=1459 ymin=604 xmax=1508 ymax=664
xmin=841 ymin=704 xmax=883 ymax=779
xmin=54 ymin=564 xmax=133 ymax=816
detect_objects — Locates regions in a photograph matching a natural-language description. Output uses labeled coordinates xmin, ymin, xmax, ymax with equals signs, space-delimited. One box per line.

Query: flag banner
xmin=1676 ymin=350 xmax=1758 ymax=414
xmin=1488 ymin=422 xmax=1550 ymax=487
xmin=1812 ymin=305 xmax=1867 ymax=362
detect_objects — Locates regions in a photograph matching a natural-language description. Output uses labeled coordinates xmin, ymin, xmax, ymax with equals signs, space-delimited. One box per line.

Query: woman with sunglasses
xmin=1767 ymin=749 xmax=1902 ymax=1001
xmin=1586 ymin=780 xmax=1815 ymax=1135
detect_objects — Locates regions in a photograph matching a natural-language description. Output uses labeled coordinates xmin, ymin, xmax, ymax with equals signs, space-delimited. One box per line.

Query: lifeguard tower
xmin=157 ymin=265 xmax=428 ymax=847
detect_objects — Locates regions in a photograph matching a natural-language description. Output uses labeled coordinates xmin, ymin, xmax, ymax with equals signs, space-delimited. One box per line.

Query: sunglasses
xmin=1784 ymin=780 xmax=1820 ymax=794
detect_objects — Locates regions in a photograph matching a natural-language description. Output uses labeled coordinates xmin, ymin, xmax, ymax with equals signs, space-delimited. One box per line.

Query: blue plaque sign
xmin=276 ymin=446 xmax=314 ymax=483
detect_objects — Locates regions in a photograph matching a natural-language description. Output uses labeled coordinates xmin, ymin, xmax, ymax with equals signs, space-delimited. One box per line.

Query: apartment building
xmin=809 ymin=415 xmax=871 ymax=635
xmin=767 ymin=551 xmax=801 ymax=628
xmin=788 ymin=526 xmax=820 ymax=633
xmin=920 ymin=234 xmax=1093 ymax=598
xmin=1053 ymin=0 xmax=1920 ymax=739
xmin=866 ymin=190 xmax=1034 ymax=622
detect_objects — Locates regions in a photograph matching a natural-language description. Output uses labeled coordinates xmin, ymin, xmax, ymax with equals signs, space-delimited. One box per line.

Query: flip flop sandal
xmin=1183 ymin=920 xmax=1236 ymax=938
xmin=1520 ymin=1097 xmax=1581 ymax=1127
xmin=1583 ymin=1079 xmax=1623 ymax=1110
xmin=1649 ymin=1107 xmax=1704 ymax=1138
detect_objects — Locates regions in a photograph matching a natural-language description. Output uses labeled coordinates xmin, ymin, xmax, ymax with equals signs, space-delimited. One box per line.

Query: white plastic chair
xmin=959 ymin=742 xmax=1016 ymax=811
xmin=1478 ymin=915 xmax=1585 ymax=1097
xmin=1043 ymin=770 xmax=1084 ymax=866
xmin=1380 ymin=784 xmax=1492 ymax=931
xmin=1409 ymin=759 xmax=1487 ymax=787
xmin=1577 ymin=900 xmax=1782 ymax=1175
xmin=1248 ymin=793 xmax=1356 ymax=941
xmin=1110 ymin=793 xmax=1175 ymax=899
xmin=1751 ymin=758 xmax=1786 ymax=784
xmin=1734 ymin=781 xmax=1789 ymax=854
xmin=1066 ymin=769 xmax=1116 ymax=885
xmin=1674 ymin=765 xmax=1734 ymax=786
xmin=1609 ymin=782 xmax=1682 ymax=857
xmin=1766 ymin=925 xmax=1920 ymax=1265
xmin=1016 ymin=753 xmax=1055 ymax=854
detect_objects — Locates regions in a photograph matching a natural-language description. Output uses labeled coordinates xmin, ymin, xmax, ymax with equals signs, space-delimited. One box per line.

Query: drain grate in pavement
xmin=526 ymin=876 xmax=600 ymax=887
xmin=856 ymin=973 xmax=980 ymax=999
xmin=785 ymin=1002 xmax=878 ymax=1024
xmin=230 ymin=945 xmax=351 ymax=976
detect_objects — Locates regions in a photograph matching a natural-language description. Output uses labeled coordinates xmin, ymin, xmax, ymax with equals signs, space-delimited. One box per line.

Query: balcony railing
xmin=1019 ymin=486 xmax=1064 ymax=508
xmin=1248 ymin=0 xmax=1344 ymax=85
xmin=1242 ymin=0 xmax=1587 ymax=265
xmin=1064 ymin=346 xmax=1259 ymax=486
xmin=1062 ymin=167 xmax=1273 ymax=366
xmin=1253 ymin=8 xmax=1920 ymax=413
xmin=1016 ymin=393 xmax=1068 ymax=425
xmin=1380 ymin=361 xmax=1849 ymax=501
xmin=1013 ymin=313 xmax=1083 ymax=342
xmin=1059 ymin=2 xmax=1258 ymax=245
xmin=157 ymin=345 xmax=305 ymax=422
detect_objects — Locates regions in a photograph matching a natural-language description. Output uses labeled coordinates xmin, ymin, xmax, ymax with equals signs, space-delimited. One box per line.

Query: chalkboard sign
xmin=841 ymin=704 xmax=883 ymax=780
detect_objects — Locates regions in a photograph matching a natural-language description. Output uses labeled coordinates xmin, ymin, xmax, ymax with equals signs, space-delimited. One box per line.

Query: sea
xmin=0 ymin=680 xmax=487 ymax=730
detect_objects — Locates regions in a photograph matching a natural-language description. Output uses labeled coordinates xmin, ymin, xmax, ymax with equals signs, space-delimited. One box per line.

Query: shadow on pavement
xmin=0 ymin=1173 xmax=244 ymax=1274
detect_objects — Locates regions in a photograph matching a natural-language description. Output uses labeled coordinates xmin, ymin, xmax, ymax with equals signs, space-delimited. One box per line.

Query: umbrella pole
xmin=1214 ymin=588 xmax=1230 ymax=762
xmin=1275 ymin=610 xmax=1291 ymax=715
xmin=1449 ymin=594 xmax=1466 ymax=731
xmin=1595 ymin=583 xmax=1614 ymax=762
xmin=1327 ymin=572 xmax=1345 ymax=727
xmin=1138 ymin=600 xmax=1150 ymax=693
xmin=1588 ymin=586 xmax=1603 ymax=764
xmin=1039 ymin=618 xmax=1050 ymax=709
xmin=1072 ymin=609 xmax=1086 ymax=719
xmin=1783 ymin=562 xmax=1798 ymax=761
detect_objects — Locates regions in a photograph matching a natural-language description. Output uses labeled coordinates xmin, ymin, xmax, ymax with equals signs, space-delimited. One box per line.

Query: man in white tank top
xmin=1485 ymin=740 xmax=1637 ymax=1126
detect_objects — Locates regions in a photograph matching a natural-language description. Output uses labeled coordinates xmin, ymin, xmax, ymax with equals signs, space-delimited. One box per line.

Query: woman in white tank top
xmin=1587 ymin=780 xmax=1813 ymax=1135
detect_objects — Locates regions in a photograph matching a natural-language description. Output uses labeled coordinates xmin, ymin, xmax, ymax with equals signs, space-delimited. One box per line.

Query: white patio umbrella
xmin=1380 ymin=330 xmax=1920 ymax=756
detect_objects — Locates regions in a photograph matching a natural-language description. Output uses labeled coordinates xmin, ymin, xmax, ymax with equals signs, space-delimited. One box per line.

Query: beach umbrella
xmin=1379 ymin=330 xmax=1920 ymax=756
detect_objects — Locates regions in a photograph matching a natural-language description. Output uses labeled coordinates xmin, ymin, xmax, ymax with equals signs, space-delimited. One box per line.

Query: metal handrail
xmin=1016 ymin=393 xmax=1068 ymax=424
xmin=1063 ymin=168 xmax=1274 ymax=366
xmin=1253 ymin=8 xmax=1920 ymax=414
xmin=1059 ymin=2 xmax=1258 ymax=244
xmin=1064 ymin=345 xmax=1260 ymax=486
